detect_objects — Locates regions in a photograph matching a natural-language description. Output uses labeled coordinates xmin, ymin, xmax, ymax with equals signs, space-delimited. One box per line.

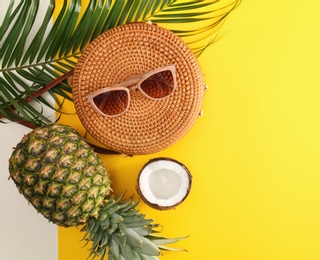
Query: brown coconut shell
xmin=136 ymin=157 xmax=192 ymax=210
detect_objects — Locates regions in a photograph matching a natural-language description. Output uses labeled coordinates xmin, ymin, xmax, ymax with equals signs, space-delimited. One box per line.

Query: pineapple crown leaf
xmin=82 ymin=196 xmax=187 ymax=260
xmin=146 ymin=234 xmax=189 ymax=246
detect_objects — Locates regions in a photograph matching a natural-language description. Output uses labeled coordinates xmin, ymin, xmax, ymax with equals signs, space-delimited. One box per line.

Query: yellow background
xmin=58 ymin=1 xmax=320 ymax=259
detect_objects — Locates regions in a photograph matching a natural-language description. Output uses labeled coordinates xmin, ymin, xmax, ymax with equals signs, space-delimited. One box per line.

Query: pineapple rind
xmin=8 ymin=124 xmax=111 ymax=227
xmin=8 ymin=124 xmax=186 ymax=259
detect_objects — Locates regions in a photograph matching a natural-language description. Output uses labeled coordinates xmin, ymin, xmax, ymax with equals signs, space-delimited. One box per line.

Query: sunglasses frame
xmin=86 ymin=64 xmax=177 ymax=117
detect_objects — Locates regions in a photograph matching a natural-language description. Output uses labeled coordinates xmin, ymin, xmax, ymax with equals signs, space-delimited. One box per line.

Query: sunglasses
xmin=86 ymin=64 xmax=177 ymax=117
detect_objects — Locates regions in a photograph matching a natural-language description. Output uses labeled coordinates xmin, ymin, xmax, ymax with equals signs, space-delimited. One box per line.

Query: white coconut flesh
xmin=137 ymin=158 xmax=192 ymax=209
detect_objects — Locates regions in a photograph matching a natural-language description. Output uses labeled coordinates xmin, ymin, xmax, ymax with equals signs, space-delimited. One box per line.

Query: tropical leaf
xmin=0 ymin=0 xmax=240 ymax=127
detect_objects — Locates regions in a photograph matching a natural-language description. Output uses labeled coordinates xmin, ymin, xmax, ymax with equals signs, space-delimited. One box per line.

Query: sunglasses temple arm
xmin=156 ymin=77 xmax=175 ymax=88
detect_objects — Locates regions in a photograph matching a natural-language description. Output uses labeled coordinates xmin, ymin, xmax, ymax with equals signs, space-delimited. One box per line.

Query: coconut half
xmin=137 ymin=157 xmax=192 ymax=210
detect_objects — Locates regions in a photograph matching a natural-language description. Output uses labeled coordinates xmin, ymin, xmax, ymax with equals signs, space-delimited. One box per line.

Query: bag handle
xmin=4 ymin=69 xmax=121 ymax=155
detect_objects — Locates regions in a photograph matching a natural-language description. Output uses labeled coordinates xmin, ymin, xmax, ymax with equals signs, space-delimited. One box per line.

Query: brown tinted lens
xmin=140 ymin=70 xmax=175 ymax=99
xmin=93 ymin=90 xmax=128 ymax=116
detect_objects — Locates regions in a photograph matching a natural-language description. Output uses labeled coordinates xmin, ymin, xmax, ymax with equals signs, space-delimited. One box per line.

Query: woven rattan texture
xmin=72 ymin=22 xmax=205 ymax=155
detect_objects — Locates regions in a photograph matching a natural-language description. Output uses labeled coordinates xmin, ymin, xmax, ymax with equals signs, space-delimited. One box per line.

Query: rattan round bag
xmin=72 ymin=22 xmax=206 ymax=155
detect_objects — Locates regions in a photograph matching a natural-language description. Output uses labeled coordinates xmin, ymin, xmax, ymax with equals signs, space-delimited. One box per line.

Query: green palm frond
xmin=0 ymin=0 xmax=240 ymax=127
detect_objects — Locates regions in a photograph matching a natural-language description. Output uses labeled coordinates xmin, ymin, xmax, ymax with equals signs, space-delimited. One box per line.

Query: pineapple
xmin=8 ymin=123 xmax=185 ymax=259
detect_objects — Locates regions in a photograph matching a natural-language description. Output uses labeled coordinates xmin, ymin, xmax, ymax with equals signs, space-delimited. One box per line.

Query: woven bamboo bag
xmin=72 ymin=22 xmax=206 ymax=155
